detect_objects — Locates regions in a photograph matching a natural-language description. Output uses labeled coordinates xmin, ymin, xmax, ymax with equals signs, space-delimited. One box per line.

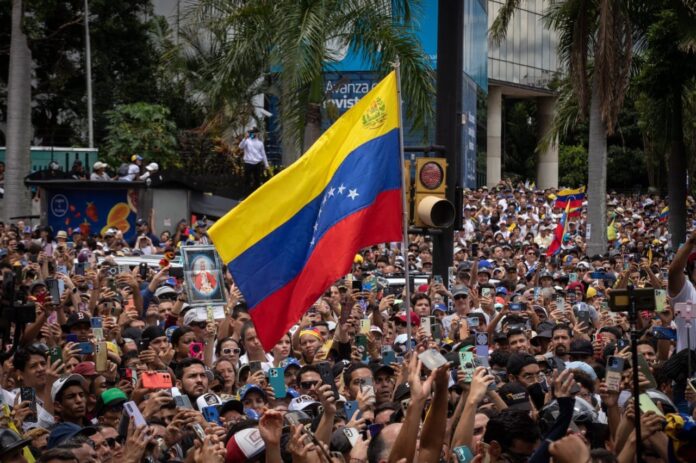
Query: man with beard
xmin=550 ymin=324 xmax=573 ymax=361
xmin=174 ymin=358 xmax=209 ymax=403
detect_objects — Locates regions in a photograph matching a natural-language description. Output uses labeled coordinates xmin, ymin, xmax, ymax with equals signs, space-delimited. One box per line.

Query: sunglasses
xmin=300 ymin=380 xmax=319 ymax=389
xmin=222 ymin=347 xmax=241 ymax=356
xmin=453 ymin=294 xmax=468 ymax=300
xmin=190 ymin=321 xmax=207 ymax=328
xmin=105 ymin=436 xmax=125 ymax=448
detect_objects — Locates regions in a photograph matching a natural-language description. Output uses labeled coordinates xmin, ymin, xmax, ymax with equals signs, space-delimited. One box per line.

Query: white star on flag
xmin=328 ymin=187 xmax=335 ymax=197
xmin=348 ymin=189 xmax=359 ymax=200
xmin=337 ymin=184 xmax=346 ymax=195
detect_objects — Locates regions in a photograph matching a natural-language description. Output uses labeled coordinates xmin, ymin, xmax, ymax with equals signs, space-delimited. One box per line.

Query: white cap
xmin=145 ymin=162 xmax=159 ymax=172
xmin=183 ymin=308 xmax=206 ymax=326
xmin=51 ymin=374 xmax=87 ymax=402
xmin=288 ymin=395 xmax=320 ymax=411
xmin=93 ymin=161 xmax=108 ymax=170
xmin=230 ymin=428 xmax=265 ymax=459
xmin=195 ymin=392 xmax=223 ymax=411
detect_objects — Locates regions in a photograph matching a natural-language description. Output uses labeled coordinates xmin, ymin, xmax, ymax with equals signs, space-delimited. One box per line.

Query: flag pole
xmin=394 ymin=58 xmax=413 ymax=352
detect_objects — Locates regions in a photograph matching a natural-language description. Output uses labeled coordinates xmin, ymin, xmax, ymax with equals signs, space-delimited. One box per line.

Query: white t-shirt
xmin=669 ymin=280 xmax=696 ymax=351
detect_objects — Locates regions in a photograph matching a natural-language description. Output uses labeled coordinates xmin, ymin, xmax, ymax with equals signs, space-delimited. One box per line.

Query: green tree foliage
xmin=0 ymin=0 xmax=195 ymax=147
xmin=102 ymin=103 xmax=177 ymax=169
xmin=183 ymin=0 xmax=434 ymax=165
xmin=502 ymin=100 xmax=538 ymax=181
xmin=559 ymin=144 xmax=587 ymax=187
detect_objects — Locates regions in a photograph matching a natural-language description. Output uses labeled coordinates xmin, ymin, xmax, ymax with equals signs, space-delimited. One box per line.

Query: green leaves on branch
xmin=102 ymin=103 xmax=178 ymax=169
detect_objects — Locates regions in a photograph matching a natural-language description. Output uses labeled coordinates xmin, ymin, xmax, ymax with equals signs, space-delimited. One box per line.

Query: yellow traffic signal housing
xmin=413 ymin=157 xmax=455 ymax=228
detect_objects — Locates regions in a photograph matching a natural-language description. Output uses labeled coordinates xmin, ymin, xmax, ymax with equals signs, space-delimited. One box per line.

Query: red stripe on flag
xmin=249 ymin=189 xmax=402 ymax=350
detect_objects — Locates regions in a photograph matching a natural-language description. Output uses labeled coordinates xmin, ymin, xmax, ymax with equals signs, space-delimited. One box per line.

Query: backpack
xmin=117 ymin=163 xmax=130 ymax=177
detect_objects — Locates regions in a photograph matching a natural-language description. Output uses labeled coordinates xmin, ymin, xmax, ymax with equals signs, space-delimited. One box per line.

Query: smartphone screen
xmin=606 ymin=356 xmax=624 ymax=392
xmin=46 ymin=278 xmax=60 ymax=302
xmin=20 ymin=387 xmax=37 ymax=422
xmin=123 ymin=400 xmax=147 ymax=427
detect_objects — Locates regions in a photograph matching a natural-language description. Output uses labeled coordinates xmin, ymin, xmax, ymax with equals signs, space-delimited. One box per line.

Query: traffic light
xmin=413 ymin=157 xmax=455 ymax=228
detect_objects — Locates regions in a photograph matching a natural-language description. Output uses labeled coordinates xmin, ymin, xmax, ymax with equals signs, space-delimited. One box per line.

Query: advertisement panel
xmin=46 ymin=188 xmax=138 ymax=240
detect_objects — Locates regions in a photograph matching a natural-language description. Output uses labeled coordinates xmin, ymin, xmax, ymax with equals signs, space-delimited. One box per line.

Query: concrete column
xmin=537 ymin=96 xmax=559 ymax=189
xmin=486 ymin=86 xmax=502 ymax=187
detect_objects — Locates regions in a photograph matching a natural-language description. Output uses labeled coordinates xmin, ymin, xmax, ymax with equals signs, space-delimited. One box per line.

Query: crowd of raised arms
xmin=0 ymin=179 xmax=695 ymax=463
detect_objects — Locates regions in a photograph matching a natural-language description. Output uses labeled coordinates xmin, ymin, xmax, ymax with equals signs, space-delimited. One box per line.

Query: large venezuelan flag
xmin=555 ymin=186 xmax=585 ymax=218
xmin=209 ymin=72 xmax=403 ymax=349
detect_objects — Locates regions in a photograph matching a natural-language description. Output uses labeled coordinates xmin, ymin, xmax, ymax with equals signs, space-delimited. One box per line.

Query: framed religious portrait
xmin=181 ymin=245 xmax=227 ymax=305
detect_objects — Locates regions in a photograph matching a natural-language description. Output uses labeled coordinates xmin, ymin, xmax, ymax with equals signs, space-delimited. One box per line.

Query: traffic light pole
xmin=433 ymin=0 xmax=464 ymax=280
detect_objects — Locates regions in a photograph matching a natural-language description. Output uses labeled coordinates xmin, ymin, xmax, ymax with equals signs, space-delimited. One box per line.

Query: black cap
xmin=0 ymin=429 xmax=30 ymax=458
xmin=62 ymin=311 xmax=91 ymax=331
xmin=136 ymin=218 xmax=148 ymax=226
xmin=141 ymin=326 xmax=166 ymax=343
xmin=569 ymin=339 xmax=594 ymax=357
xmin=498 ymin=382 xmax=532 ymax=410
xmin=219 ymin=399 xmax=244 ymax=416
xmin=457 ymin=261 xmax=473 ymax=272
xmin=370 ymin=362 xmax=395 ymax=377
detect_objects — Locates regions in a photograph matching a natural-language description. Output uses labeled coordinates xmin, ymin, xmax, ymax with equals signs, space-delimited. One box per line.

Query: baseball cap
xmin=452 ymin=286 xmax=469 ymax=297
xmin=569 ymin=339 xmax=594 ymax=357
xmin=395 ymin=311 xmax=420 ymax=327
xmin=566 ymin=361 xmax=598 ymax=380
xmin=154 ymin=286 xmax=177 ymax=299
xmin=219 ymin=399 xmax=244 ymax=416
xmin=63 ymin=312 xmax=91 ymax=330
xmin=238 ymin=384 xmax=267 ymax=401
xmin=141 ymin=326 xmax=166 ymax=344
xmin=56 ymin=230 xmax=68 ymax=239
xmin=51 ymin=374 xmax=87 ymax=402
xmin=196 ymin=393 xmax=223 ymax=411
xmin=47 ymin=423 xmax=96 ymax=449
xmin=72 ymin=362 xmax=97 ymax=378
xmin=0 ymin=429 xmax=30 ymax=458
xmin=288 ymin=395 xmax=321 ymax=412
xmin=498 ymin=382 xmax=532 ymax=410
xmin=225 ymin=427 xmax=265 ymax=463
xmin=183 ymin=309 xmax=206 ymax=326
xmin=280 ymin=357 xmax=302 ymax=370
xmin=93 ymin=161 xmax=108 ymax=170
xmin=506 ymin=353 xmax=537 ymax=376
xmin=95 ymin=388 xmax=128 ymax=416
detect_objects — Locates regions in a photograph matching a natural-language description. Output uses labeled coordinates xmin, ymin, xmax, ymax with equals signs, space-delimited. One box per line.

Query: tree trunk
xmin=668 ymin=86 xmax=687 ymax=249
xmin=280 ymin=75 xmax=301 ymax=167
xmin=586 ymin=80 xmax=608 ymax=256
xmin=302 ymin=102 xmax=322 ymax=153
xmin=4 ymin=0 xmax=32 ymax=222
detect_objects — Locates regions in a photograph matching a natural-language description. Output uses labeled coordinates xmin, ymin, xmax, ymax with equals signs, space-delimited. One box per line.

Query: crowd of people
xmin=0 ymin=179 xmax=694 ymax=463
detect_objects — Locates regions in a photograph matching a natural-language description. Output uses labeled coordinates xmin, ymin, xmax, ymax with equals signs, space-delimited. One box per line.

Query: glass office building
xmin=487 ymin=0 xmax=560 ymax=89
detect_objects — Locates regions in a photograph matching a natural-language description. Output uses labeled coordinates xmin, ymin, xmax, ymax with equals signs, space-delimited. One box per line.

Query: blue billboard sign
xmin=46 ymin=187 xmax=138 ymax=240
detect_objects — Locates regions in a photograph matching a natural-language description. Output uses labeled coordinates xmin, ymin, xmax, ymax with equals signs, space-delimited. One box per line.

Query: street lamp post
xmin=84 ymin=0 xmax=94 ymax=148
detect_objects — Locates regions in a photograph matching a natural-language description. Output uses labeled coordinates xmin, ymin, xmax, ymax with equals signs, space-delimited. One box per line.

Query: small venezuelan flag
xmin=209 ymin=72 xmax=403 ymax=349
xmin=547 ymin=202 xmax=571 ymax=257
xmin=658 ymin=206 xmax=669 ymax=223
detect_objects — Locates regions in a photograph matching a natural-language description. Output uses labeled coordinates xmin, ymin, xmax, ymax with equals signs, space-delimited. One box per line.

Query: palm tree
xmin=491 ymin=0 xmax=635 ymax=256
xmin=4 ymin=0 xmax=32 ymax=222
xmin=635 ymin=1 xmax=696 ymax=248
xmin=182 ymin=0 xmax=434 ymax=167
